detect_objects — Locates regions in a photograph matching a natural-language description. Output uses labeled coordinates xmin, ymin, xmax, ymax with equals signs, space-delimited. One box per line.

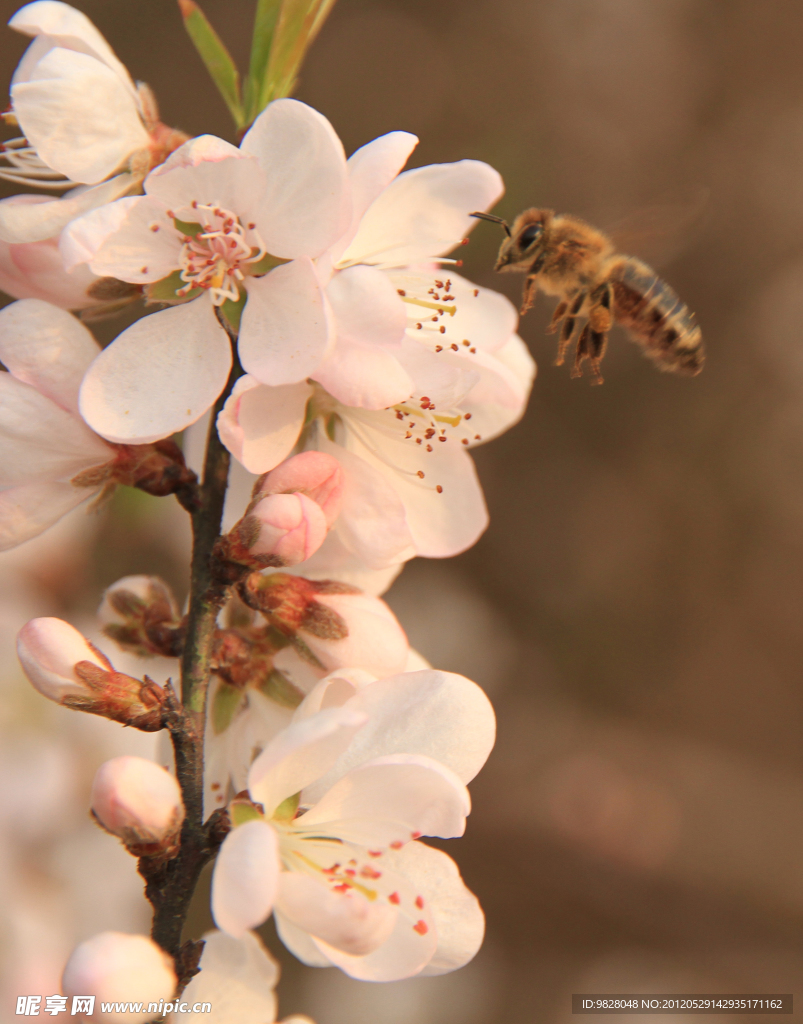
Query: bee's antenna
xmin=470 ymin=211 xmax=512 ymax=237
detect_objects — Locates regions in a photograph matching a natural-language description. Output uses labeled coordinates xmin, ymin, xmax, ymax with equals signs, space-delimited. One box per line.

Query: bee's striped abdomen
xmin=607 ymin=257 xmax=704 ymax=376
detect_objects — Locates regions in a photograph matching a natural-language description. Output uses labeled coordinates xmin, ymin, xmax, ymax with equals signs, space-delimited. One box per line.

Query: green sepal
xmin=258 ymin=669 xmax=305 ymax=709
xmin=211 ymin=681 xmax=243 ymax=735
xmin=220 ymin=289 xmax=247 ymax=334
xmin=178 ymin=0 xmax=245 ymax=128
xmin=231 ymin=801 xmax=264 ymax=827
xmin=247 ymin=252 xmax=290 ymax=276
xmin=147 ymin=270 xmax=201 ymax=304
xmin=174 ymin=219 xmax=205 ymax=239
xmin=273 ymin=792 xmax=300 ymax=822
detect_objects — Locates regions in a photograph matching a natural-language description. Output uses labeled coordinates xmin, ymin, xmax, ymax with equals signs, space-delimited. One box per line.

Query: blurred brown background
xmin=3 ymin=0 xmax=803 ymax=1021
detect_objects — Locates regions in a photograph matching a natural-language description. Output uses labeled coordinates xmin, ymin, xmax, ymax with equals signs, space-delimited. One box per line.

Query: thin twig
xmin=145 ymin=322 xmax=241 ymax=990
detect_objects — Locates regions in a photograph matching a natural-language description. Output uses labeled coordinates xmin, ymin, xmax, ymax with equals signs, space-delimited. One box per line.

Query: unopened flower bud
xmin=62 ymin=932 xmax=176 ymax=1024
xmin=99 ymin=576 xmax=183 ymax=658
xmin=248 ymin=491 xmax=328 ymax=565
xmin=253 ymin=451 xmax=344 ymax=526
xmin=91 ymin=757 xmax=184 ymax=858
xmin=217 ymin=462 xmax=341 ymax=574
xmin=17 ymin=618 xmax=166 ymax=730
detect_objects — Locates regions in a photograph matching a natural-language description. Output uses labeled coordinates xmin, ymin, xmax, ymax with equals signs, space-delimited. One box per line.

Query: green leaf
xmin=245 ymin=0 xmax=283 ymax=123
xmin=178 ymin=0 xmax=245 ymax=128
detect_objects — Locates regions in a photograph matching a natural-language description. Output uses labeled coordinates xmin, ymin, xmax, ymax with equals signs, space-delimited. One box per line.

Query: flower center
xmin=176 ymin=202 xmax=266 ymax=305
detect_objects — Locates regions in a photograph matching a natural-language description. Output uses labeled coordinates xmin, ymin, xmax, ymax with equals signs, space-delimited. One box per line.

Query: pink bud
xmin=16 ymin=617 xmax=166 ymax=730
xmin=248 ymin=492 xmax=329 ymax=566
xmin=17 ymin=617 xmax=110 ymax=702
xmin=302 ymin=592 xmax=409 ymax=678
xmin=62 ymin=932 xmax=176 ymax=1024
xmin=255 ymin=451 xmax=344 ymax=527
xmin=91 ymin=757 xmax=184 ymax=856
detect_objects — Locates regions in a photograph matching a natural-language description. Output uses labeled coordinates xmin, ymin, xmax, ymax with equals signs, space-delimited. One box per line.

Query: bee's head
xmin=471 ymin=208 xmax=552 ymax=272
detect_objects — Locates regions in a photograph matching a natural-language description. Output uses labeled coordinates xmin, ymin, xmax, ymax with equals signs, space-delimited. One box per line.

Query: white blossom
xmin=210 ymin=668 xmax=493 ymax=980
xmin=0 ymin=299 xmax=115 ymax=549
xmin=62 ymin=99 xmax=350 ymax=443
xmin=0 ymin=1 xmax=186 ymax=245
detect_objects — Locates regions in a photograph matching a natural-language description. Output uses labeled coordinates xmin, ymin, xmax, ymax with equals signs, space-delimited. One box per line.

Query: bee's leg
xmin=585 ymin=282 xmax=613 ymax=384
xmin=571 ymin=323 xmax=591 ymax=379
xmin=546 ymin=300 xmax=569 ymax=334
xmin=588 ymin=330 xmax=607 ymax=385
xmin=520 ymin=275 xmax=539 ymax=316
xmin=555 ymin=290 xmax=586 ymax=366
xmin=520 ymin=251 xmax=546 ymax=315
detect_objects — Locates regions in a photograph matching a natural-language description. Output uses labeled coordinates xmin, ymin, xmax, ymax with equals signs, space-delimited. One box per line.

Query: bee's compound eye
xmin=518 ymin=223 xmax=543 ymax=248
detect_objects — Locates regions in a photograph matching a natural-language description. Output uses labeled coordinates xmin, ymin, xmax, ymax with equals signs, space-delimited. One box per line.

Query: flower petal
xmin=297 ymin=754 xmax=470 ymax=846
xmin=0 ymin=298 xmax=100 ymax=414
xmin=216 ymin=377 xmax=310 ymax=475
xmin=382 ymin=841 xmax=484 ymax=976
xmin=0 ymin=198 xmax=99 ymax=309
xmin=239 ymin=259 xmax=332 ymax=386
xmin=273 ymin=913 xmax=335 ymax=969
xmin=301 ymin=591 xmax=409 ymax=679
xmin=342 ymin=411 xmax=489 ymax=557
xmin=10 ymin=1 xmax=138 ymax=95
xmin=241 ymin=99 xmax=350 ymax=259
xmin=212 ymin=820 xmax=280 ymax=938
xmin=170 ymin=930 xmax=279 ymax=1024
xmin=62 ymin=196 xmax=179 ymax=281
xmin=302 ymin=669 xmax=496 ymax=805
xmin=0 ymin=174 xmax=135 ymax=245
xmin=0 ymin=372 xmax=111 ymax=485
xmin=276 ymin=872 xmax=397 ymax=956
xmin=314 ymin=265 xmax=411 ymax=409
xmin=311 ymin=861 xmax=436 ymax=981
xmin=79 ymin=297 xmax=232 ymax=443
xmin=313 ymin=435 xmax=416 ymax=569
xmin=0 ymin=479 xmax=95 ymax=551
xmin=340 ymin=160 xmax=504 ymax=268
xmin=144 ymin=137 xmax=266 ymax=225
xmin=12 ymin=47 xmax=149 ymax=184
xmin=247 ymin=706 xmax=367 ymax=817
xmin=327 ymin=131 xmax=419 ymax=265
xmin=280 ymin=530 xmax=404 ymax=595
xmin=460 ymin=334 xmax=536 ymax=444
xmin=314 ymin=340 xmax=413 ymax=411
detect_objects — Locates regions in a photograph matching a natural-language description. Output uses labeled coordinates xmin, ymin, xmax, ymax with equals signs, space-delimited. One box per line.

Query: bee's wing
xmin=604 ymin=185 xmax=711 ymax=269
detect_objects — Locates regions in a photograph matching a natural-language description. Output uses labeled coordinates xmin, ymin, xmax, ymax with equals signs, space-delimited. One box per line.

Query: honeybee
xmin=471 ymin=208 xmax=704 ymax=384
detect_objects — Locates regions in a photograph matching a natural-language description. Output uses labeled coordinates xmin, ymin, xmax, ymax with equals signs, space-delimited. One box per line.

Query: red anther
xmin=461 ymin=238 xmax=469 ymax=245
xmin=450 ymin=343 xmax=458 ymax=351
xmin=397 ymin=289 xmax=406 ymax=296
xmin=390 ymin=840 xmax=403 ymax=849
xmin=436 ymin=485 xmax=443 ymax=494
xmin=333 ymin=883 xmax=352 ymax=893
xmin=473 ymin=288 xmax=479 ymax=297
xmin=435 ymin=345 xmax=443 ymax=352
xmin=413 ymin=920 xmax=428 ymax=934
xmin=439 ymin=326 xmax=446 ymax=334
xmin=368 ymin=850 xmax=383 ymax=857
xmin=464 ymin=413 xmax=472 ymax=420
xmin=415 ymin=895 xmax=424 ymax=909
xmin=360 ymin=866 xmax=382 ymax=878
xmin=416 ymin=471 xmax=425 ymax=479
xmin=388 ymin=892 xmax=401 ymax=904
